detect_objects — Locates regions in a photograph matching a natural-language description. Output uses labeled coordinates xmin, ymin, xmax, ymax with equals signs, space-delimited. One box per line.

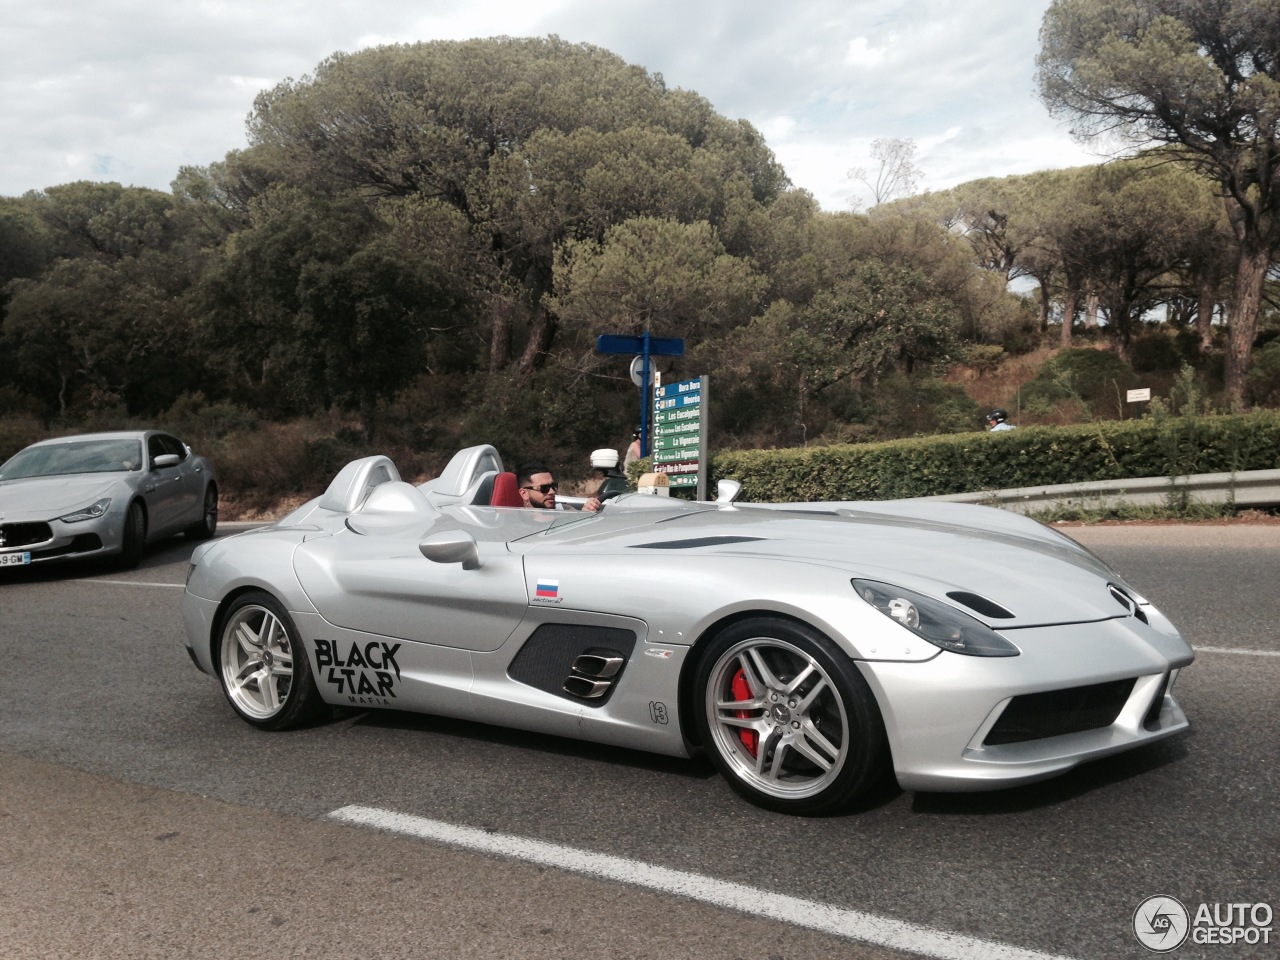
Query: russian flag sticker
xmin=535 ymin=579 xmax=559 ymax=599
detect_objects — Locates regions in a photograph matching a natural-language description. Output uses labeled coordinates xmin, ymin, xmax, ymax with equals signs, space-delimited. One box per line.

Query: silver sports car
xmin=1 ymin=430 xmax=218 ymax=569
xmin=180 ymin=444 xmax=1192 ymax=815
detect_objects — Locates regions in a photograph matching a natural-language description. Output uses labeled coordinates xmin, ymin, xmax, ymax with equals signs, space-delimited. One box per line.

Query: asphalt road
xmin=1 ymin=523 xmax=1277 ymax=960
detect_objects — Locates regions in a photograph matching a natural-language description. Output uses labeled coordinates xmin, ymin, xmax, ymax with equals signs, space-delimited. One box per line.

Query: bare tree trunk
xmin=1037 ymin=282 xmax=1051 ymax=331
xmin=1224 ymin=246 xmax=1267 ymax=406
xmin=489 ymin=298 xmax=510 ymax=372
xmin=1196 ymin=282 xmax=1216 ymax=354
xmin=1060 ymin=288 xmax=1078 ymax=348
xmin=514 ymin=303 xmax=555 ymax=384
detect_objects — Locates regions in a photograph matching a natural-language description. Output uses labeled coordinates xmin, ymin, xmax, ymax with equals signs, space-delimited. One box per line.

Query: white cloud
xmin=845 ymin=37 xmax=889 ymax=69
xmin=0 ymin=0 xmax=1097 ymax=209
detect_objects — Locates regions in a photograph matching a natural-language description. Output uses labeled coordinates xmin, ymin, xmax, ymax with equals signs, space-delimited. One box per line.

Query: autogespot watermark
xmin=1133 ymin=895 xmax=1274 ymax=952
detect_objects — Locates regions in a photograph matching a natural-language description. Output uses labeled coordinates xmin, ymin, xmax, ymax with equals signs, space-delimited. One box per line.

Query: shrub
xmin=1019 ymin=348 xmax=1140 ymax=419
xmin=1248 ymin=341 xmax=1280 ymax=407
xmin=711 ymin=411 xmax=1280 ymax=503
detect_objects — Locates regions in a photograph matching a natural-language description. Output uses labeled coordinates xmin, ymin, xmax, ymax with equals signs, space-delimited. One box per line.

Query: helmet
xmin=985 ymin=409 xmax=1008 ymax=424
xmin=590 ymin=448 xmax=620 ymax=469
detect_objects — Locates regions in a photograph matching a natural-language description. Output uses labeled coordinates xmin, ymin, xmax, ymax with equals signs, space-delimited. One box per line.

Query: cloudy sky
xmin=1 ymin=0 xmax=1105 ymax=211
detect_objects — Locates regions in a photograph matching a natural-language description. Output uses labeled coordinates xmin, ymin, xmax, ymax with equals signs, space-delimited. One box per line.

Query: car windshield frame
xmin=0 ymin=438 xmax=145 ymax=480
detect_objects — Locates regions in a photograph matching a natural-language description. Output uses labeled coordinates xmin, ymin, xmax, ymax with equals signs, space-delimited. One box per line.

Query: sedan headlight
xmin=852 ymin=579 xmax=1020 ymax=657
xmin=59 ymin=498 xmax=112 ymax=523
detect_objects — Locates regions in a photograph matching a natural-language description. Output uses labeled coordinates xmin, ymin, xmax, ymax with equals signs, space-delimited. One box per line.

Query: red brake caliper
xmin=731 ymin=668 xmax=759 ymax=757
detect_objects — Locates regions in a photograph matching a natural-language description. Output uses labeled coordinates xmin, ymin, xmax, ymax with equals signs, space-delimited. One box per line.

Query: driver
xmin=517 ymin=464 xmax=558 ymax=509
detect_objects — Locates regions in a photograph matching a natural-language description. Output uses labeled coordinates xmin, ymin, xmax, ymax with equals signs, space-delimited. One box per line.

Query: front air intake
xmin=985 ymin=678 xmax=1136 ymax=745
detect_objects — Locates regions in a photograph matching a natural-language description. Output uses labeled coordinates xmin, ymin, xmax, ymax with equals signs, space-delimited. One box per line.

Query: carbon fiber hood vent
xmin=946 ymin=591 xmax=1015 ymax=619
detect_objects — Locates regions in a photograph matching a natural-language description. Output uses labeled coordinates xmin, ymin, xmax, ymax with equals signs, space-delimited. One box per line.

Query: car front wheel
xmin=117 ymin=501 xmax=146 ymax=569
xmin=216 ymin=591 xmax=323 ymax=730
xmin=694 ymin=618 xmax=889 ymax=815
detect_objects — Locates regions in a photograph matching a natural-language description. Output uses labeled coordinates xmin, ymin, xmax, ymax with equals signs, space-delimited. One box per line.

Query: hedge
xmin=708 ymin=411 xmax=1280 ymax=503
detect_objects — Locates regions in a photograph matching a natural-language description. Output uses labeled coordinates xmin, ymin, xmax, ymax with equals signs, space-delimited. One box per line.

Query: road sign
xmin=629 ymin=355 xmax=655 ymax=387
xmin=597 ymin=333 xmax=686 ymax=457
xmin=651 ymin=375 xmax=708 ymax=499
xmin=597 ymin=334 xmax=685 ymax=356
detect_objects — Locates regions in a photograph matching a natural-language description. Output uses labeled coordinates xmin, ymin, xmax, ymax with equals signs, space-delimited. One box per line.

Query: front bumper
xmin=0 ymin=515 xmax=122 ymax=565
xmin=859 ymin=615 xmax=1193 ymax=792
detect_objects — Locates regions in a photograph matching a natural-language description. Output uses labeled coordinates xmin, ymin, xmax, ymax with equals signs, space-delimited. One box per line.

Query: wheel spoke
xmin=235 ymin=620 xmax=262 ymax=657
xmin=754 ymin=727 xmax=785 ymax=779
xmin=791 ymin=724 xmax=838 ymax=771
xmin=732 ymin=655 xmax=768 ymax=701
xmin=232 ymin=660 xmax=263 ymax=688
xmin=782 ymin=662 xmax=817 ymax=698
xmin=795 ymin=676 xmax=828 ymax=715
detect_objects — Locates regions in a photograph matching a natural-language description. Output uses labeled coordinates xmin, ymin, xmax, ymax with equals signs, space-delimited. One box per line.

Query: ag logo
xmin=1133 ymin=895 xmax=1190 ymax=952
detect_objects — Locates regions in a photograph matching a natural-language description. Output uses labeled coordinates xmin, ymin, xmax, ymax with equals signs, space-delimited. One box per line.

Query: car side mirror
xmin=153 ymin=453 xmax=181 ymax=469
xmin=419 ymin=530 xmax=481 ymax=570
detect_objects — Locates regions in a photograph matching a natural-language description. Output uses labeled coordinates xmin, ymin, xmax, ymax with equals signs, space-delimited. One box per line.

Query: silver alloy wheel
xmin=220 ymin=603 xmax=296 ymax=720
xmin=705 ymin=636 xmax=850 ymax=801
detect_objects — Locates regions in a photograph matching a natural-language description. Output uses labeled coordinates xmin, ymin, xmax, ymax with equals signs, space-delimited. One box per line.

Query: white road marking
xmin=72 ymin=579 xmax=184 ymax=589
xmin=1193 ymin=645 xmax=1280 ymax=657
xmin=329 ymin=804 xmax=1077 ymax=960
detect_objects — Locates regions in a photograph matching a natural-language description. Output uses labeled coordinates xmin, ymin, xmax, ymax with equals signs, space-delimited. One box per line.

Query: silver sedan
xmin=0 ymin=430 xmax=218 ymax=569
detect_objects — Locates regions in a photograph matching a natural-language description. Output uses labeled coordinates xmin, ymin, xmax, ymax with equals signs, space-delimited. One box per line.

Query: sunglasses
xmin=521 ymin=482 xmax=557 ymax=493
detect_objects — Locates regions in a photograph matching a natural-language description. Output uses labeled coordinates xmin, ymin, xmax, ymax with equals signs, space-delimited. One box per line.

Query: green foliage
xmin=548 ymin=217 xmax=766 ymax=345
xmin=712 ymin=411 xmax=1280 ymax=503
xmin=1036 ymin=0 xmax=1280 ymax=403
xmin=1019 ymin=348 xmax=1140 ymax=419
xmin=1247 ymin=340 xmax=1280 ymax=407
xmin=793 ymin=259 xmax=963 ymax=391
xmin=0 ymin=408 xmax=45 ymax=463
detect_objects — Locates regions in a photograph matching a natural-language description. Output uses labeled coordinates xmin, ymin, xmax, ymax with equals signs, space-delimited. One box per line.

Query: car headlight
xmin=59 ymin=498 xmax=112 ymax=523
xmin=852 ymin=579 xmax=1020 ymax=657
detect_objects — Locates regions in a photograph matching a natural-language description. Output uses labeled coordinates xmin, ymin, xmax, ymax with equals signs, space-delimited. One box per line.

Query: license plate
xmin=0 ymin=551 xmax=32 ymax=566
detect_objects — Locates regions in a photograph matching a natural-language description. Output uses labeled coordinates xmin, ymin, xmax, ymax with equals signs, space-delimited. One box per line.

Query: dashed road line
xmin=329 ymin=804 xmax=1077 ymax=960
xmin=1193 ymin=645 xmax=1280 ymax=657
xmin=72 ymin=579 xmax=184 ymax=589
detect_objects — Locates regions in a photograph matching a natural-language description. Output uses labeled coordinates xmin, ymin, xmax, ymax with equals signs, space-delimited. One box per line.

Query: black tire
xmin=693 ymin=617 xmax=889 ymax=815
xmin=185 ymin=484 xmax=219 ymax=540
xmin=215 ymin=591 xmax=324 ymax=731
xmin=118 ymin=501 xmax=146 ymax=569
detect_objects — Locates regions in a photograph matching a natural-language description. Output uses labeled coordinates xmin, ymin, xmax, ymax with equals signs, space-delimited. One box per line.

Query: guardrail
xmin=913 ymin=469 xmax=1280 ymax=515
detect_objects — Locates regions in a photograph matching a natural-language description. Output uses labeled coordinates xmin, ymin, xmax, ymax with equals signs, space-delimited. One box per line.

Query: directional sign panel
xmin=597 ymin=334 xmax=685 ymax=356
xmin=651 ymin=376 xmax=707 ymax=496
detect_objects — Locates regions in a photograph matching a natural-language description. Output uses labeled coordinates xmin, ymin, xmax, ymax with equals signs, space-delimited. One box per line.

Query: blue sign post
xmin=596 ymin=333 xmax=684 ymax=456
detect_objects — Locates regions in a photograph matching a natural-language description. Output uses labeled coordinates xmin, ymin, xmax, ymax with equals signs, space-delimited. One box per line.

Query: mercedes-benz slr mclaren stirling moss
xmin=180 ymin=445 xmax=1193 ymax=815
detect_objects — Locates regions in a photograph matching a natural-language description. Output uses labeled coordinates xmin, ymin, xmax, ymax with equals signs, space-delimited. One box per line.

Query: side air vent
xmin=507 ymin=624 xmax=636 ymax=706
xmin=631 ymin=536 xmax=765 ymax=550
xmin=563 ymin=649 xmax=626 ymax=699
xmin=946 ymin=591 xmax=1015 ymax=619
xmin=1108 ymin=584 xmax=1149 ymax=623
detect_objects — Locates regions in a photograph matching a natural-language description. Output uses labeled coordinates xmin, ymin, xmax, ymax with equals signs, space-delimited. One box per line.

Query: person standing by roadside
xmin=624 ymin=429 xmax=642 ymax=469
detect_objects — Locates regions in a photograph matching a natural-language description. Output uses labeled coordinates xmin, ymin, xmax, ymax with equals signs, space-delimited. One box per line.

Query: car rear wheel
xmin=185 ymin=485 xmax=218 ymax=540
xmin=216 ymin=591 xmax=323 ymax=730
xmin=694 ymin=618 xmax=889 ymax=815
xmin=118 ymin=501 xmax=146 ymax=569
